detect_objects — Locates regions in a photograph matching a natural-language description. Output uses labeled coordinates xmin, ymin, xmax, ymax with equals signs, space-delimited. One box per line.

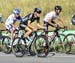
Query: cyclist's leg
xmin=54 ymin=28 xmax=62 ymax=44
xmin=44 ymin=21 xmax=56 ymax=40
xmin=10 ymin=29 xmax=14 ymax=40
xmin=24 ymin=26 xmax=33 ymax=37
xmin=51 ymin=21 xmax=62 ymax=41
xmin=19 ymin=24 xmax=33 ymax=38
xmin=44 ymin=21 xmax=48 ymax=37
xmin=28 ymin=24 xmax=37 ymax=32
xmin=6 ymin=25 xmax=14 ymax=40
xmin=5 ymin=25 xmax=14 ymax=46
xmin=48 ymin=21 xmax=56 ymax=39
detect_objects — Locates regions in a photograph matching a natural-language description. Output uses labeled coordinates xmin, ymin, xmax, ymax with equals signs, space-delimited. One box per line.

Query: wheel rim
xmin=35 ymin=36 xmax=49 ymax=57
xmin=12 ymin=38 xmax=25 ymax=57
xmin=2 ymin=37 xmax=11 ymax=54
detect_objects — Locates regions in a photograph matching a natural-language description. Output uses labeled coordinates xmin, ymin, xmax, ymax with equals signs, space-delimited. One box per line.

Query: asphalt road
xmin=0 ymin=52 xmax=75 ymax=63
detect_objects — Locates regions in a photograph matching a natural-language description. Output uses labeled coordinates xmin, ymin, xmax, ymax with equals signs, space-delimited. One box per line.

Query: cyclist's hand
xmin=54 ymin=24 xmax=58 ymax=28
xmin=63 ymin=26 xmax=67 ymax=30
xmin=56 ymin=25 xmax=61 ymax=30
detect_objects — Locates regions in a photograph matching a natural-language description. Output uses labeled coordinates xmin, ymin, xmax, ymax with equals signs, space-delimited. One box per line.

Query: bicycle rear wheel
xmin=34 ymin=35 xmax=49 ymax=57
xmin=12 ymin=37 xmax=26 ymax=57
xmin=2 ymin=36 xmax=11 ymax=54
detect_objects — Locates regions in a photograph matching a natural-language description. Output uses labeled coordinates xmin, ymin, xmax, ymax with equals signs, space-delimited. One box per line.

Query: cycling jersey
xmin=44 ymin=11 xmax=60 ymax=34
xmin=5 ymin=14 xmax=22 ymax=30
xmin=44 ymin=11 xmax=59 ymax=22
xmin=19 ymin=13 xmax=40 ymax=30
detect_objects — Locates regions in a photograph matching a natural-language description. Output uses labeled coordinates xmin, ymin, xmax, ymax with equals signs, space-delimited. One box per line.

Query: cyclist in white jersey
xmin=44 ymin=6 xmax=64 ymax=37
xmin=5 ymin=8 xmax=22 ymax=41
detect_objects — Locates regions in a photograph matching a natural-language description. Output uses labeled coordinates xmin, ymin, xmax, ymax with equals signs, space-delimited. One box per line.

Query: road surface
xmin=0 ymin=52 xmax=75 ymax=63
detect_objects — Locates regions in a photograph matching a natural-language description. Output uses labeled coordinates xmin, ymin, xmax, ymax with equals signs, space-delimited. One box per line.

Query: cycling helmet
xmin=13 ymin=8 xmax=20 ymax=14
xmin=55 ymin=6 xmax=62 ymax=11
xmin=34 ymin=8 xmax=42 ymax=14
xmin=71 ymin=14 xmax=75 ymax=25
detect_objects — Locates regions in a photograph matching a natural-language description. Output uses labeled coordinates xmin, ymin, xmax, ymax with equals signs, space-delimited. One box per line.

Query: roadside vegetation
xmin=0 ymin=0 xmax=75 ymax=30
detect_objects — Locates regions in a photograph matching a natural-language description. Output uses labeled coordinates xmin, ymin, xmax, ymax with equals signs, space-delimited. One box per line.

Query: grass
xmin=0 ymin=0 xmax=75 ymax=30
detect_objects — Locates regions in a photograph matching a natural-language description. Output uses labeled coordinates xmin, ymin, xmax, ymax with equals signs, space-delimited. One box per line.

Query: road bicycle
xmin=34 ymin=26 xmax=67 ymax=57
xmin=11 ymin=29 xmax=48 ymax=57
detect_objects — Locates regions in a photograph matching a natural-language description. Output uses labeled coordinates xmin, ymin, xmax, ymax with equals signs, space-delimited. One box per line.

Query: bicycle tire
xmin=12 ymin=37 xmax=26 ymax=57
xmin=2 ymin=36 xmax=11 ymax=54
xmin=34 ymin=35 xmax=49 ymax=57
xmin=63 ymin=34 xmax=75 ymax=53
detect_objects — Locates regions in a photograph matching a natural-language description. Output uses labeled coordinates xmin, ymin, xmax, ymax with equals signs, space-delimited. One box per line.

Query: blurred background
xmin=0 ymin=0 xmax=75 ymax=30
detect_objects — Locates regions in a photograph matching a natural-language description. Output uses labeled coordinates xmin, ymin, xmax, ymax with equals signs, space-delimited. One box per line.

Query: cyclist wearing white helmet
xmin=5 ymin=8 xmax=22 ymax=41
xmin=44 ymin=6 xmax=64 ymax=36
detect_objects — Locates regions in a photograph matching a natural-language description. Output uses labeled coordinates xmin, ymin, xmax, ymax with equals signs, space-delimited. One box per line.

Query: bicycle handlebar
xmin=35 ymin=26 xmax=68 ymax=33
xmin=55 ymin=26 xmax=67 ymax=32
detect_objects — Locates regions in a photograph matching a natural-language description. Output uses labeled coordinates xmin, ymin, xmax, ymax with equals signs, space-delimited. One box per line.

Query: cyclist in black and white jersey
xmin=19 ymin=8 xmax=45 ymax=37
xmin=44 ymin=6 xmax=64 ymax=37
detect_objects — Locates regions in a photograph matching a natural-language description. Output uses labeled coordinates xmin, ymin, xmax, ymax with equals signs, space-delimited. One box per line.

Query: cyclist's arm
xmin=36 ymin=17 xmax=44 ymax=29
xmin=27 ymin=20 xmax=35 ymax=29
xmin=27 ymin=13 xmax=37 ymax=30
xmin=17 ymin=16 xmax=22 ymax=22
xmin=11 ymin=23 xmax=15 ymax=28
xmin=57 ymin=18 xmax=64 ymax=28
xmin=10 ymin=19 xmax=16 ymax=28
xmin=48 ymin=18 xmax=57 ymax=28
xmin=37 ymin=23 xmax=44 ymax=29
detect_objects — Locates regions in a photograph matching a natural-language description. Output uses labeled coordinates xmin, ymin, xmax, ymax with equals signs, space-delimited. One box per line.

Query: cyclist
xmin=19 ymin=7 xmax=45 ymax=38
xmin=44 ymin=6 xmax=65 ymax=40
xmin=0 ymin=14 xmax=5 ymax=26
xmin=5 ymin=8 xmax=22 ymax=42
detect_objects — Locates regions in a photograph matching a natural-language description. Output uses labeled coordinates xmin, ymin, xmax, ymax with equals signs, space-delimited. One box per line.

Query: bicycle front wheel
xmin=63 ymin=34 xmax=75 ymax=54
xmin=53 ymin=34 xmax=65 ymax=53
